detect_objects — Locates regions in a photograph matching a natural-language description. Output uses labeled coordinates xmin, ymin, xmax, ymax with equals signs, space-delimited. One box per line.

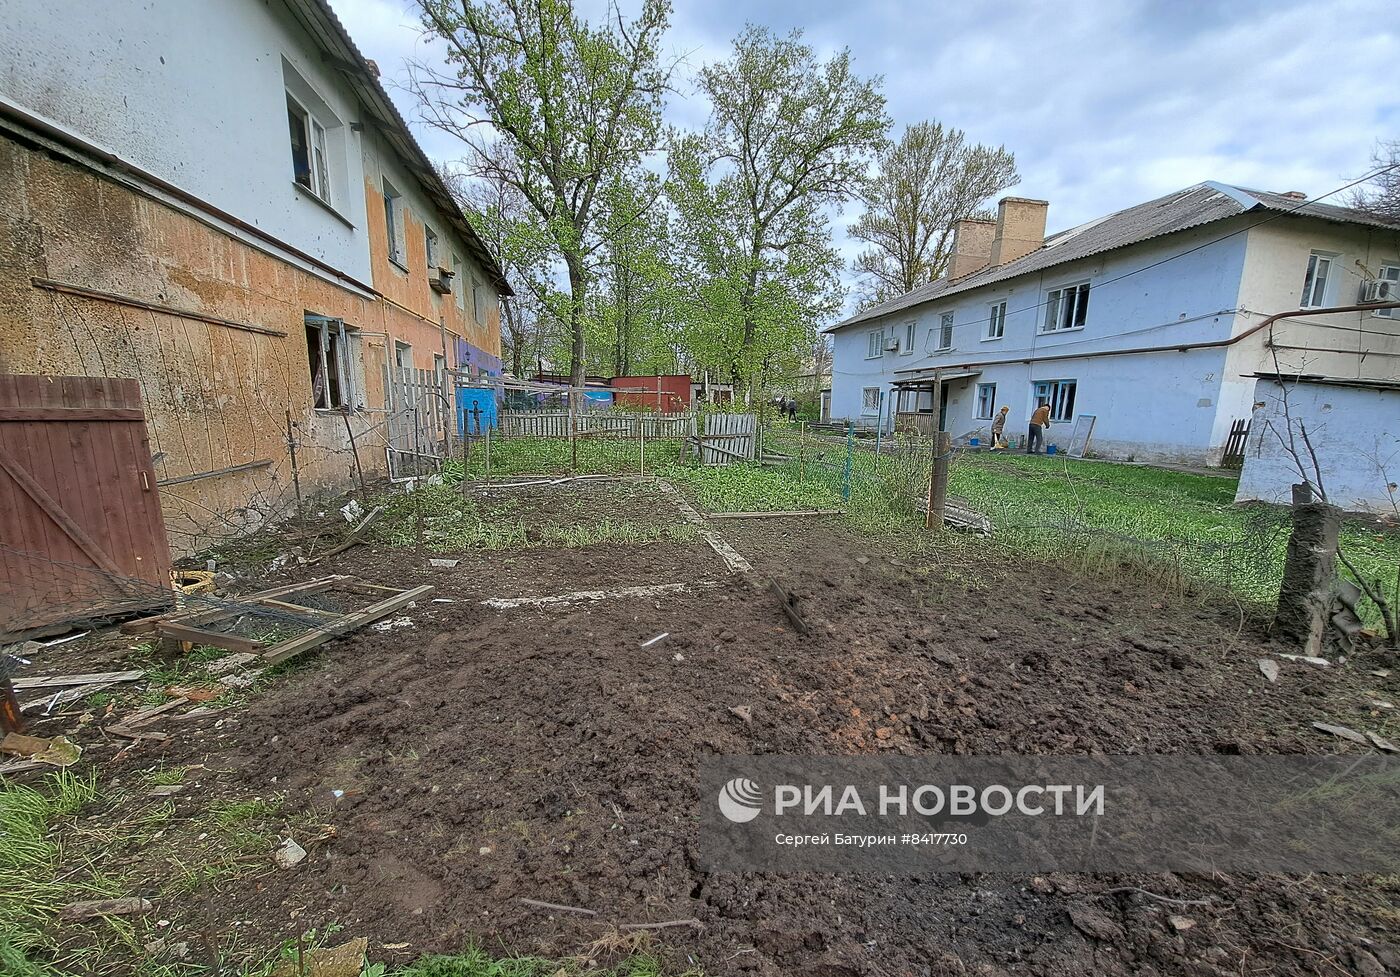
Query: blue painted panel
xmin=583 ymin=390 xmax=613 ymax=406
xmin=456 ymin=386 xmax=498 ymax=434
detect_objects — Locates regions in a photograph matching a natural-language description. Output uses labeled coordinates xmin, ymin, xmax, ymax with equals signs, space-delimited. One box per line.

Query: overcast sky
xmin=335 ymin=0 xmax=1400 ymax=310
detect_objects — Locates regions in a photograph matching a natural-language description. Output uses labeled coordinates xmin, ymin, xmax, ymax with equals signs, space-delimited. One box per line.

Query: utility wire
xmin=848 ymin=162 xmax=1400 ymax=345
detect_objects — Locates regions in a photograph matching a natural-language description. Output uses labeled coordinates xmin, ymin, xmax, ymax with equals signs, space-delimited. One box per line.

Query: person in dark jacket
xmin=1027 ymin=402 xmax=1051 ymax=453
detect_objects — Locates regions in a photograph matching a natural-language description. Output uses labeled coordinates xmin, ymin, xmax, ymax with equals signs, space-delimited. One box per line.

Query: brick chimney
xmin=946 ymin=217 xmax=996 ymax=280
xmin=989 ymin=196 xmax=1049 ymax=267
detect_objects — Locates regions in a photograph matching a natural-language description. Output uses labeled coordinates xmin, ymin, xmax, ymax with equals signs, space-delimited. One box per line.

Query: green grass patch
xmin=367 ymin=484 xmax=698 ymax=552
xmin=0 ymin=770 xmax=104 ymax=973
xmin=659 ymin=463 xmax=841 ymax=513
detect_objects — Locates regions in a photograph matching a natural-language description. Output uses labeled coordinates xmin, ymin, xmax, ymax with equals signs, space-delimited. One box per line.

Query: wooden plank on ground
xmin=260 ymin=584 xmax=434 ymax=666
xmin=12 ymin=670 xmax=146 ymax=690
xmin=153 ymin=622 xmax=263 ymax=654
xmin=709 ymin=509 xmax=844 ymax=519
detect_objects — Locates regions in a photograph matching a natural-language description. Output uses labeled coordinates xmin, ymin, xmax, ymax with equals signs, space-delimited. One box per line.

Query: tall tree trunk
xmin=565 ymin=252 xmax=587 ymax=386
xmin=503 ymin=299 xmax=524 ymax=378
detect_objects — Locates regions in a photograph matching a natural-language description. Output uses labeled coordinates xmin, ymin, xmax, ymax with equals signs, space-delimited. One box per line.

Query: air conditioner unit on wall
xmin=430 ymin=267 xmax=455 ymax=295
xmin=1360 ymin=279 xmax=1394 ymax=304
xmin=884 ymin=336 xmax=901 ymax=352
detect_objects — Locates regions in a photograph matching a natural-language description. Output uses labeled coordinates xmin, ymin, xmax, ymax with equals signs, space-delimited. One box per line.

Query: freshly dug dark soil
xmin=66 ymin=482 xmax=1400 ymax=974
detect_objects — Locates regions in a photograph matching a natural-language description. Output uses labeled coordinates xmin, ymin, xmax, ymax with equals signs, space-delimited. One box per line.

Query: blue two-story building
xmin=827 ymin=183 xmax=1400 ymax=465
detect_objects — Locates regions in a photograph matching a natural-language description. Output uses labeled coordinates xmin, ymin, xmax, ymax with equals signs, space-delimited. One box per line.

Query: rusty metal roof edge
xmin=289 ymin=0 xmax=513 ymax=297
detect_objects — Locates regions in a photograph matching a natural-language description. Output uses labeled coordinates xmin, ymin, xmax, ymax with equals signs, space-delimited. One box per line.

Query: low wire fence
xmin=442 ymin=393 xmax=1397 ymax=616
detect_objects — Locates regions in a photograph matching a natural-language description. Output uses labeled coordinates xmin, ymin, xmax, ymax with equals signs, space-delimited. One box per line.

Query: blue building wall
xmin=829 ymin=218 xmax=1253 ymax=464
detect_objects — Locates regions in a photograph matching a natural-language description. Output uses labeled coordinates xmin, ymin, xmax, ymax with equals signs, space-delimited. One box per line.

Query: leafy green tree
xmin=410 ymin=0 xmax=673 ymax=385
xmin=849 ymin=122 xmax=1019 ymax=308
xmin=587 ymin=170 xmax=681 ymax=377
xmin=667 ymin=27 xmax=888 ymax=399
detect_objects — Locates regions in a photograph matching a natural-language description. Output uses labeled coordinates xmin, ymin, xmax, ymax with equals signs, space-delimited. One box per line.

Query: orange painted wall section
xmin=0 ymin=131 xmax=494 ymax=555
xmin=362 ymin=180 xmax=500 ymax=372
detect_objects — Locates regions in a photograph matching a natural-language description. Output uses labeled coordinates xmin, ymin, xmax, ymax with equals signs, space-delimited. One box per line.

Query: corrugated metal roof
xmin=286 ymin=0 xmax=512 ymax=295
xmin=828 ymin=181 xmax=1399 ymax=333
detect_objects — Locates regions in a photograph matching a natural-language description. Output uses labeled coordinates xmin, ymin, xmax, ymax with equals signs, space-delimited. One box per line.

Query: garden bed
xmin=4 ymin=478 xmax=1397 ymax=975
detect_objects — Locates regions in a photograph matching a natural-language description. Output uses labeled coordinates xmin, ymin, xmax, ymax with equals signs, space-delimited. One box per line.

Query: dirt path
xmin=54 ymin=482 xmax=1400 ymax=975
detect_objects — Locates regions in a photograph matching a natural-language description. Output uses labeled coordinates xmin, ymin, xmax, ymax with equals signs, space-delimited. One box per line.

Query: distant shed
xmin=611 ymin=375 xmax=692 ymax=412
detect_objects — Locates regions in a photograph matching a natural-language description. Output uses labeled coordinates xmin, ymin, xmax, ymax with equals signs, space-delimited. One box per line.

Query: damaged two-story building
xmin=0 ymin=0 xmax=510 ymax=553
xmin=828 ymin=183 xmax=1400 ymax=466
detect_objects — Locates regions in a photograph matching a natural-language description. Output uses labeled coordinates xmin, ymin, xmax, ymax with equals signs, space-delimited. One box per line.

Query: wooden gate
xmin=0 ymin=375 xmax=172 ymax=640
xmin=1220 ymin=418 xmax=1251 ymax=469
xmin=386 ymin=366 xmax=450 ymax=479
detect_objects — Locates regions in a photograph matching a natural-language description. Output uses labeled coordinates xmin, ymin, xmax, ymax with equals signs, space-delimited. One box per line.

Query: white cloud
xmin=332 ymin=0 xmax=1400 ymax=313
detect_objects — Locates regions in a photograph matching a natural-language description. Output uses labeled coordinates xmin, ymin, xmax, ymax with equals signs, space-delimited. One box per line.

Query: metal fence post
xmin=842 ymin=423 xmax=854 ymax=502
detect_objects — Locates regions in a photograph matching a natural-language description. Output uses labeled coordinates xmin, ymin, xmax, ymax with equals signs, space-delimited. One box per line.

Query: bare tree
xmin=1347 ymin=138 xmax=1400 ymax=224
xmin=849 ymin=121 xmax=1019 ymax=308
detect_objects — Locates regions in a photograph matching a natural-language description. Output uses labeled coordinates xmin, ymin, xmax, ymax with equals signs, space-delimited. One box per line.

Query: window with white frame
xmin=900 ymin=320 xmax=915 ymax=354
xmin=383 ymin=178 xmax=405 ymax=267
xmin=453 ymin=255 xmax=466 ymax=310
xmin=1043 ymin=282 xmax=1089 ymax=332
xmin=866 ymin=329 xmax=883 ymax=359
xmin=287 ymin=94 xmax=331 ymax=204
xmin=305 ymin=314 xmax=356 ymax=409
xmin=975 ymin=382 xmax=997 ymax=419
xmin=937 ymin=312 xmax=954 ymax=350
xmin=1033 ymin=379 xmax=1077 ymax=422
xmin=861 ymin=386 xmax=881 ymax=415
xmin=1299 ymin=251 xmax=1334 ymax=308
xmin=1373 ymin=265 xmax=1399 ymax=317
xmin=986 ymin=301 xmax=1006 ymax=340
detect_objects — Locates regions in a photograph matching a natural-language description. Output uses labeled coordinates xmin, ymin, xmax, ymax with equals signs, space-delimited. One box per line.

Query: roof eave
xmin=289 ymin=0 xmax=514 ymax=296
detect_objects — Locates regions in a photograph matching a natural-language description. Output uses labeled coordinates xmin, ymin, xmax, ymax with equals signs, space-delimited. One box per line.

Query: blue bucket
xmin=1047 ymin=444 xmax=1058 ymax=455
xmin=969 ymin=437 xmax=980 ymax=446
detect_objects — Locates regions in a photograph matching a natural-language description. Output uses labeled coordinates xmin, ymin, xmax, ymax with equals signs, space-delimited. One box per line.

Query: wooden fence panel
xmin=386 ymin=367 xmax=449 ymax=478
xmin=1221 ymin=418 xmax=1251 ymax=469
xmin=701 ymin=413 xmax=756 ymax=466
xmin=0 ymin=375 xmax=172 ymax=639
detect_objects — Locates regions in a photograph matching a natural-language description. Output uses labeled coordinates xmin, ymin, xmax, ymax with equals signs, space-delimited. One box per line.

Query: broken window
xmin=976 ymin=383 xmax=997 ymax=419
xmin=1043 ymin=282 xmax=1090 ymax=332
xmin=424 ymin=226 xmax=439 ymax=270
xmin=987 ymin=301 xmax=1006 ymax=340
xmin=1033 ymin=379 xmax=1077 ymax=422
xmin=472 ymin=276 xmax=487 ymax=325
xmin=937 ymin=312 xmax=954 ymax=350
xmin=862 ymin=386 xmax=880 ymax=415
xmin=384 ymin=179 xmax=404 ymax=266
xmin=287 ymin=94 xmax=331 ymax=203
xmin=306 ymin=315 xmax=355 ymax=409
xmin=1299 ymin=251 xmax=1334 ymax=308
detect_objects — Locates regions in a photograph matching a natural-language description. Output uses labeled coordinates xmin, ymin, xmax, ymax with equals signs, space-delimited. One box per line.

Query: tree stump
xmin=1273 ymin=487 xmax=1343 ymax=656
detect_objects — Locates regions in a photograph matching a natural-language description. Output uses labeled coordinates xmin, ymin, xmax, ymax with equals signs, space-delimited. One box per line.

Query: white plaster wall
xmin=0 ymin=0 xmax=372 ymax=280
xmin=1237 ymin=379 xmax=1400 ymax=513
xmin=1227 ymin=218 xmax=1400 ymax=383
xmin=829 ymin=219 xmax=1252 ymax=461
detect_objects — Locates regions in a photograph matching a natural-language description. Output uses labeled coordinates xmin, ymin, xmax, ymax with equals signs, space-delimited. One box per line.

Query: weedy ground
xmin=439 ymin=430 xmax=1399 ymax=621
